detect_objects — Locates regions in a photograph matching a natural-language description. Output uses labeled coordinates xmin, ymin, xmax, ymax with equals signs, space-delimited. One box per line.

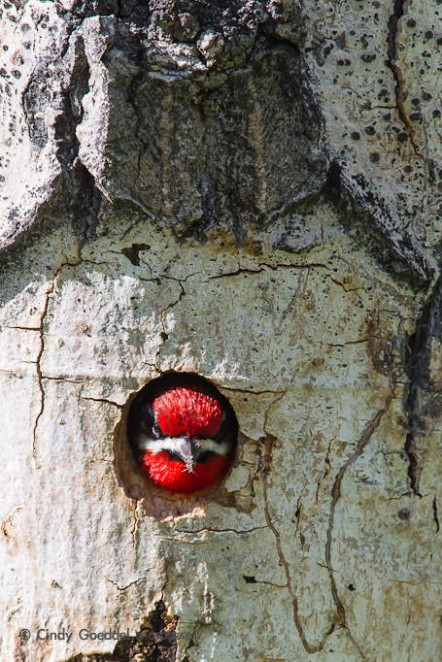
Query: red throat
xmin=152 ymin=387 xmax=223 ymax=438
xmin=139 ymin=451 xmax=232 ymax=494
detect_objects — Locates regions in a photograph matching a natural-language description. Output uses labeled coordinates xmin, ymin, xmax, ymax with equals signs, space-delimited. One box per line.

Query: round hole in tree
xmin=127 ymin=373 xmax=238 ymax=496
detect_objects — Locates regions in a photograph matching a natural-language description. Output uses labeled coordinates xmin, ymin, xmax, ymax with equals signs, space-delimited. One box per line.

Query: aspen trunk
xmin=1 ymin=2 xmax=441 ymax=661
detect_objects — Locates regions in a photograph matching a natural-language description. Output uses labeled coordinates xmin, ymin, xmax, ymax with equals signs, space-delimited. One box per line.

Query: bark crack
xmin=328 ymin=276 xmax=362 ymax=293
xmin=324 ymin=338 xmax=369 ymax=348
xmin=260 ymin=392 xmax=336 ymax=654
xmin=221 ymin=386 xmax=286 ymax=396
xmin=386 ymin=0 xmax=420 ymax=155
xmin=105 ymin=576 xmax=141 ymax=592
xmin=324 ymin=392 xmax=394 ymax=656
xmin=261 ymin=431 xmax=335 ymax=654
xmin=32 ymin=282 xmax=56 ymax=468
xmin=173 ymin=525 xmax=267 ymax=536
xmin=30 ymin=257 xmax=85 ymax=467
xmin=79 ymin=395 xmax=123 ymax=408
xmin=1 ymin=505 xmax=24 ymax=539
xmin=3 ymin=325 xmax=41 ymax=331
xmin=432 ymin=496 xmax=440 ymax=534
xmin=242 ymin=576 xmax=286 ymax=588
xmin=209 ymin=266 xmax=266 ymax=280
xmin=159 ymin=280 xmax=187 ymax=340
xmin=209 ymin=261 xmax=331 ymax=281
xmin=315 ymin=437 xmax=333 ymax=503
xmin=39 ymin=375 xmax=83 ymax=384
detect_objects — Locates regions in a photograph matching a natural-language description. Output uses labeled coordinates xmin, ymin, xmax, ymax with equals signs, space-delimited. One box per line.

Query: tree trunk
xmin=1 ymin=2 xmax=441 ymax=661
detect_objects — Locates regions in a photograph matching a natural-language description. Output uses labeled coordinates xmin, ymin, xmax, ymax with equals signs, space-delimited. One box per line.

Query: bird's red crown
xmin=152 ymin=387 xmax=223 ymax=438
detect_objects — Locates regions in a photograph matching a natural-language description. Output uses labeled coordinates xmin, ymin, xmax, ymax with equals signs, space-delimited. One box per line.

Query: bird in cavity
xmin=131 ymin=381 xmax=237 ymax=495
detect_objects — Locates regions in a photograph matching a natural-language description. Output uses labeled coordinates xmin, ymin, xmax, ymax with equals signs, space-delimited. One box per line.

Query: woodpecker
xmin=129 ymin=379 xmax=237 ymax=495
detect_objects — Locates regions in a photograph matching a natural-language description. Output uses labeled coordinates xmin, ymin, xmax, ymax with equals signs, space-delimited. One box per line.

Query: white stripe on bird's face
xmin=135 ymin=434 xmax=230 ymax=470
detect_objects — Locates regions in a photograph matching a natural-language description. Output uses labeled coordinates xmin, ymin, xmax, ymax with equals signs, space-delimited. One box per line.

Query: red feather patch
xmin=152 ymin=387 xmax=223 ymax=438
xmin=140 ymin=451 xmax=231 ymax=494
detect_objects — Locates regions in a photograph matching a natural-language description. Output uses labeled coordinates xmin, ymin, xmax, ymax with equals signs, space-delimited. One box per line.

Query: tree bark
xmin=1 ymin=1 xmax=441 ymax=661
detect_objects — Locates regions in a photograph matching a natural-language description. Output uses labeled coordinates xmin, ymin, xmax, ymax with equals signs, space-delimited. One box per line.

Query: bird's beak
xmin=182 ymin=439 xmax=198 ymax=473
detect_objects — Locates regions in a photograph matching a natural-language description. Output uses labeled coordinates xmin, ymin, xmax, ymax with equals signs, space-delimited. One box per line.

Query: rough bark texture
xmin=0 ymin=1 xmax=441 ymax=661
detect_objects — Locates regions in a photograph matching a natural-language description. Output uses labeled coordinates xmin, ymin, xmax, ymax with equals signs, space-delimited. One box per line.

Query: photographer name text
xmin=19 ymin=627 xmax=134 ymax=643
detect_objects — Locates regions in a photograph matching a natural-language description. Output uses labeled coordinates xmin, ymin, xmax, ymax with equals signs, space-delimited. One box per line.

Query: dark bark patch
xmin=121 ymin=244 xmax=151 ymax=267
xmin=323 ymin=162 xmax=432 ymax=289
xmin=404 ymin=275 xmax=442 ymax=495
xmin=65 ymin=601 xmax=178 ymax=662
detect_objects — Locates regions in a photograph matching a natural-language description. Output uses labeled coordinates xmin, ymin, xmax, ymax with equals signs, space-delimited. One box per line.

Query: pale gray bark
xmin=0 ymin=2 xmax=441 ymax=661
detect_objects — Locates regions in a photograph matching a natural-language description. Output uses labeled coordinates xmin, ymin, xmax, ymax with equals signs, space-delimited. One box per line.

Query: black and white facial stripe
xmin=136 ymin=434 xmax=230 ymax=472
